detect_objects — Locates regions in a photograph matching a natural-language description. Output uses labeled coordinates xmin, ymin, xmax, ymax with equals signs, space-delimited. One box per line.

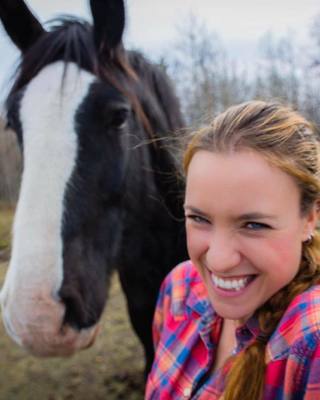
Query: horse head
xmin=0 ymin=0 xmax=136 ymax=356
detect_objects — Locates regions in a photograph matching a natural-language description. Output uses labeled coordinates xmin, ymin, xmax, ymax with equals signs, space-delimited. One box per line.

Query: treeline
xmin=0 ymin=117 xmax=21 ymax=204
xmin=161 ymin=13 xmax=320 ymax=129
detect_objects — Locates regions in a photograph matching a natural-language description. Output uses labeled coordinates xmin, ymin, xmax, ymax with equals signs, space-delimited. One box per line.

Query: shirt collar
xmin=184 ymin=276 xmax=263 ymax=346
xmin=186 ymin=277 xmax=212 ymax=317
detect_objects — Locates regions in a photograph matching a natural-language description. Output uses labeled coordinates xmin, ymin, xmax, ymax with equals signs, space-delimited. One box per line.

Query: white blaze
xmin=0 ymin=62 xmax=98 ymax=355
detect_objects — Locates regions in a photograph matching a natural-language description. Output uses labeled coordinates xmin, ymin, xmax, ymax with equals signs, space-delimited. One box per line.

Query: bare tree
xmin=166 ymin=14 xmax=225 ymax=126
xmin=253 ymin=32 xmax=301 ymax=106
xmin=0 ymin=115 xmax=21 ymax=205
xmin=160 ymin=15 xmax=320 ymax=129
xmin=309 ymin=13 xmax=320 ymax=70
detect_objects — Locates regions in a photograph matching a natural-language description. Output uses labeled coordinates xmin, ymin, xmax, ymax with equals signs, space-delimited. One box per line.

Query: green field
xmin=0 ymin=204 xmax=14 ymax=258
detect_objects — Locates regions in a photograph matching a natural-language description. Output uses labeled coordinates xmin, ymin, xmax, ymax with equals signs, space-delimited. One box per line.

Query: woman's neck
xmin=211 ymin=318 xmax=238 ymax=374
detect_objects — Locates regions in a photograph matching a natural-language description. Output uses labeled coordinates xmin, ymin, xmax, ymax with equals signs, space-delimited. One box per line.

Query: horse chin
xmin=22 ymin=324 xmax=100 ymax=357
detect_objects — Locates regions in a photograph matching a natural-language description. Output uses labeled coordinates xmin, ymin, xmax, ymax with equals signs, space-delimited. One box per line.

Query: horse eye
xmin=109 ymin=108 xmax=129 ymax=128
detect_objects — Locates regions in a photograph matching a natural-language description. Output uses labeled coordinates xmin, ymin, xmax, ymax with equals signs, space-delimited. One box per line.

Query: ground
xmin=0 ymin=206 xmax=145 ymax=400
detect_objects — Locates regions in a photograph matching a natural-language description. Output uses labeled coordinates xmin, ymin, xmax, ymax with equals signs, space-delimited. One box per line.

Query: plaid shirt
xmin=146 ymin=260 xmax=320 ymax=399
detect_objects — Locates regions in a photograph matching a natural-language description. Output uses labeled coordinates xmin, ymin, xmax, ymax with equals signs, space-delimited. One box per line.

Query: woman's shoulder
xmin=283 ymin=284 xmax=320 ymax=334
xmin=267 ymin=285 xmax=320 ymax=361
xmin=162 ymin=260 xmax=202 ymax=289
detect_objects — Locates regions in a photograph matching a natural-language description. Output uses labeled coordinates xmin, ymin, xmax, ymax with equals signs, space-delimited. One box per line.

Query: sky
xmin=0 ymin=0 xmax=319 ymax=101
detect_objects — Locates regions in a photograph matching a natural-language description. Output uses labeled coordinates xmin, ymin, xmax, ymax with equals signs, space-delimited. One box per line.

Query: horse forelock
xmin=7 ymin=18 xmax=95 ymax=100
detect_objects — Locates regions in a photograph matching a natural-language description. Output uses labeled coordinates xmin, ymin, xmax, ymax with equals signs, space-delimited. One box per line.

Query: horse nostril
xmin=59 ymin=287 xmax=99 ymax=330
xmin=60 ymin=294 xmax=87 ymax=329
xmin=62 ymin=298 xmax=83 ymax=330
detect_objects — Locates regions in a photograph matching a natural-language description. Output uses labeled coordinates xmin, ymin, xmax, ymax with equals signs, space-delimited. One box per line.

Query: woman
xmin=146 ymin=101 xmax=320 ymax=399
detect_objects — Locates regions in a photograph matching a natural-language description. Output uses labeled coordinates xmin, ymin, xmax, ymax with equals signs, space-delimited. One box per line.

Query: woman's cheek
xmin=252 ymin=235 xmax=302 ymax=277
xmin=186 ymin=226 xmax=209 ymax=260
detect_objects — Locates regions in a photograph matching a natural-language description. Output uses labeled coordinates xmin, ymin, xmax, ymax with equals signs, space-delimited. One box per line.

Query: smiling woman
xmin=185 ymin=149 xmax=313 ymax=325
xmin=146 ymin=101 xmax=320 ymax=399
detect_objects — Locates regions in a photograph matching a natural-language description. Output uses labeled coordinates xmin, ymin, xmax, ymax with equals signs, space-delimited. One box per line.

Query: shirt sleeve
xmin=278 ymin=331 xmax=320 ymax=399
xmin=303 ymin=337 xmax=320 ymax=399
xmin=152 ymin=267 xmax=177 ymax=349
xmin=152 ymin=277 xmax=167 ymax=348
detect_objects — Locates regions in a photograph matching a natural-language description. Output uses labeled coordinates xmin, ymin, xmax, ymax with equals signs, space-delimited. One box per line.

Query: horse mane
xmin=128 ymin=51 xmax=184 ymax=135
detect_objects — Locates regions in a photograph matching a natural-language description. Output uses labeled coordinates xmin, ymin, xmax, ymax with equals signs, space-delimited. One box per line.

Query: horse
xmin=0 ymin=0 xmax=187 ymax=375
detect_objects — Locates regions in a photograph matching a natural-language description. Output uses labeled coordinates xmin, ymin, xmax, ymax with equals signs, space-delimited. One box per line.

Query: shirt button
xmin=183 ymin=387 xmax=192 ymax=397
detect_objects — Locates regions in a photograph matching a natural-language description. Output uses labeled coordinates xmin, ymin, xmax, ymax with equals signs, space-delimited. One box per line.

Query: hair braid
xmin=223 ymin=232 xmax=320 ymax=400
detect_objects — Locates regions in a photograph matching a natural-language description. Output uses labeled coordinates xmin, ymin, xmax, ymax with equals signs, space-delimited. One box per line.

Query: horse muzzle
xmin=1 ymin=287 xmax=99 ymax=356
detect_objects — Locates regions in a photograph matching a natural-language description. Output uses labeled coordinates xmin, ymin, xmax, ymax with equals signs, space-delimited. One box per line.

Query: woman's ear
xmin=302 ymin=201 xmax=319 ymax=242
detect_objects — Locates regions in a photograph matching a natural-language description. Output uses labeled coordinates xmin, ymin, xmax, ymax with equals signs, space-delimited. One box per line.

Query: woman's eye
xmin=186 ymin=214 xmax=209 ymax=224
xmin=245 ymin=222 xmax=271 ymax=230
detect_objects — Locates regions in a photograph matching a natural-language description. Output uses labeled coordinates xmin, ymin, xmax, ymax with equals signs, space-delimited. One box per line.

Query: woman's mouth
xmin=211 ymin=273 xmax=257 ymax=293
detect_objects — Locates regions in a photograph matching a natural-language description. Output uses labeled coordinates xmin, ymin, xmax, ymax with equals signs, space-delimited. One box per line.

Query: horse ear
xmin=89 ymin=0 xmax=125 ymax=57
xmin=0 ymin=0 xmax=45 ymax=52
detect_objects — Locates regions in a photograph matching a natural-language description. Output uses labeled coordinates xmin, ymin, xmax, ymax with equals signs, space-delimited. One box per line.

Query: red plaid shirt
xmin=146 ymin=260 xmax=320 ymax=399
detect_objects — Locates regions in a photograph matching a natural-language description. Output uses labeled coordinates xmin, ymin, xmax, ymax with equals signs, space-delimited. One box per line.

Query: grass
xmin=0 ymin=207 xmax=145 ymax=400
xmin=0 ymin=204 xmax=14 ymax=256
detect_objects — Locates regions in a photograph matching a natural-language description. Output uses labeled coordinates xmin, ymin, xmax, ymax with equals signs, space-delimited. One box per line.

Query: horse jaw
xmin=0 ymin=61 xmax=99 ymax=356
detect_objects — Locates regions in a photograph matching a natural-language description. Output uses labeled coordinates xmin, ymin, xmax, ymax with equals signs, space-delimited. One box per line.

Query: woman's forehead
xmin=185 ymin=149 xmax=301 ymax=216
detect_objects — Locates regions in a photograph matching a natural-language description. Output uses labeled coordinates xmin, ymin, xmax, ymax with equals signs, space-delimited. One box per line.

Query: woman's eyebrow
xmin=237 ymin=212 xmax=276 ymax=221
xmin=184 ymin=205 xmax=208 ymax=216
xmin=184 ymin=205 xmax=278 ymax=223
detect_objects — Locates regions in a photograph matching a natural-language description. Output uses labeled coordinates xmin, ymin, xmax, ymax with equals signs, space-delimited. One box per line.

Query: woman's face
xmin=184 ymin=149 xmax=317 ymax=325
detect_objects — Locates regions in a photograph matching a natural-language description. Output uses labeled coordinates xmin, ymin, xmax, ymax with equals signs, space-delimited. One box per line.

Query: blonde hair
xmin=183 ymin=101 xmax=320 ymax=400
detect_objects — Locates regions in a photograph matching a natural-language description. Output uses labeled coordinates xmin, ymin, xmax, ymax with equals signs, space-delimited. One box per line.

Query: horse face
xmin=59 ymin=74 xmax=131 ymax=330
xmin=1 ymin=60 xmax=131 ymax=356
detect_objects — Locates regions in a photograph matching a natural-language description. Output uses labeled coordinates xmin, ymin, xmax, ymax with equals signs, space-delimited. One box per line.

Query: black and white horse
xmin=0 ymin=0 xmax=187 ymax=374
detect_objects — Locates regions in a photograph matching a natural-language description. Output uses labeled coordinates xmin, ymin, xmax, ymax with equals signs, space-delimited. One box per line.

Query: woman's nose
xmin=205 ymin=233 xmax=241 ymax=273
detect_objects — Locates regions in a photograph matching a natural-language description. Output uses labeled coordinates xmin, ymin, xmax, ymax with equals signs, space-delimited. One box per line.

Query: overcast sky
xmin=0 ymin=0 xmax=319 ymax=100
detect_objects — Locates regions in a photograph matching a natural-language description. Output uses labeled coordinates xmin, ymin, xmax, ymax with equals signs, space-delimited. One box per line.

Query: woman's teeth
xmin=211 ymin=275 xmax=251 ymax=291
